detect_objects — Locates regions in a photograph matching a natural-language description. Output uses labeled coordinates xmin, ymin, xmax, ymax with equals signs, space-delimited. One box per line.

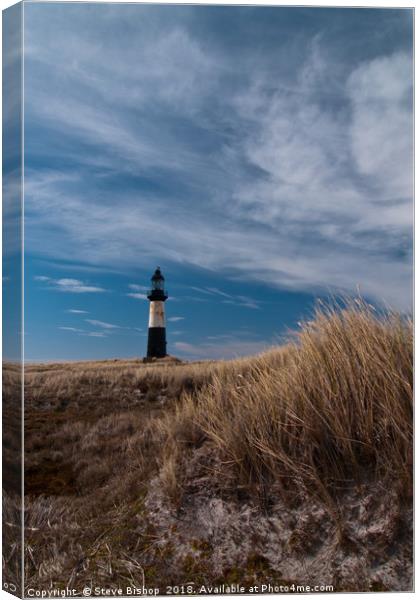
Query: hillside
xmin=4 ymin=301 xmax=413 ymax=593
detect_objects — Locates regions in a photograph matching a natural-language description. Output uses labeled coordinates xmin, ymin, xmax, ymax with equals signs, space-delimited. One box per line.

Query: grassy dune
xmin=3 ymin=301 xmax=413 ymax=592
xmin=161 ymin=301 xmax=412 ymax=506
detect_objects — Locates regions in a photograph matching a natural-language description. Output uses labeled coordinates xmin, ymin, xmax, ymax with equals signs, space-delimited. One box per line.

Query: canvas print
xmin=2 ymin=1 xmax=413 ymax=596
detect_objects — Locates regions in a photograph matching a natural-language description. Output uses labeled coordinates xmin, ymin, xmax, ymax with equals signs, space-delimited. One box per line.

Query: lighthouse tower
xmin=146 ymin=267 xmax=168 ymax=359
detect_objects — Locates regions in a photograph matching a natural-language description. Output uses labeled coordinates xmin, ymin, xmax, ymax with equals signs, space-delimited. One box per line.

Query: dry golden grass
xmin=2 ymin=300 xmax=413 ymax=592
xmin=160 ymin=299 xmax=412 ymax=505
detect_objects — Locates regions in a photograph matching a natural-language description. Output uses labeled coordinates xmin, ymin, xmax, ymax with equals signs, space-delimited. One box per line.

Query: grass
xmin=2 ymin=299 xmax=413 ymax=592
xmin=160 ymin=299 xmax=412 ymax=506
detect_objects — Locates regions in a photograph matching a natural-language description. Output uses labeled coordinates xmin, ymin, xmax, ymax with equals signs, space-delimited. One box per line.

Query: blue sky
xmin=17 ymin=3 xmax=413 ymax=361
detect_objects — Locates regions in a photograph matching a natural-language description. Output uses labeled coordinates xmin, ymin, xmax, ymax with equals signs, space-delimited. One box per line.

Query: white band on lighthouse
xmin=149 ymin=301 xmax=165 ymax=328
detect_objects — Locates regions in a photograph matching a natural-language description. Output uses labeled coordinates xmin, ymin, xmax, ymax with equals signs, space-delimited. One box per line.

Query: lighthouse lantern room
xmin=146 ymin=267 xmax=168 ymax=358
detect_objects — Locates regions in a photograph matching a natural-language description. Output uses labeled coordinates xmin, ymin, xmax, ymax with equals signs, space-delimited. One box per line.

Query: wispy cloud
xmin=167 ymin=316 xmax=184 ymax=322
xmin=37 ymin=276 xmax=106 ymax=293
xmin=23 ymin=7 xmax=413 ymax=310
xmin=127 ymin=292 xmax=148 ymax=300
xmin=191 ymin=287 xmax=260 ymax=309
xmin=55 ymin=278 xmax=106 ymax=293
xmin=85 ymin=331 xmax=107 ymax=338
xmin=85 ymin=319 xmax=119 ymax=329
xmin=67 ymin=309 xmax=88 ymax=314
xmin=190 ymin=286 xmax=214 ymax=296
xmin=126 ymin=284 xmax=148 ymax=300
xmin=59 ymin=321 xmax=118 ymax=337
xmin=205 ymin=287 xmax=232 ymax=299
xmin=222 ymin=297 xmax=260 ymax=310
xmin=128 ymin=283 xmax=149 ymax=292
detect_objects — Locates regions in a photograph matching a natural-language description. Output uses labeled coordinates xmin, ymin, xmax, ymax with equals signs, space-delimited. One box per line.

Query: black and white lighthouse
xmin=146 ymin=267 xmax=168 ymax=359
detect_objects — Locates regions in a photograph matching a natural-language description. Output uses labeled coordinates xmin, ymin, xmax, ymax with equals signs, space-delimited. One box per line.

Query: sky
xmin=8 ymin=2 xmax=413 ymax=361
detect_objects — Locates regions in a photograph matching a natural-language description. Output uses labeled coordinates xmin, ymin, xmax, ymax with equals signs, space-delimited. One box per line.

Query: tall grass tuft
xmin=161 ymin=300 xmax=412 ymax=503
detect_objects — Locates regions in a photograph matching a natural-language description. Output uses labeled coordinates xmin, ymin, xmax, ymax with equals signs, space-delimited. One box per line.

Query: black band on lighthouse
xmin=147 ymin=327 xmax=167 ymax=358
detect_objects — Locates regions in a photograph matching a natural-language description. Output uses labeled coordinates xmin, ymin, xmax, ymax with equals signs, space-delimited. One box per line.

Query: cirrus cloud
xmin=23 ymin=6 xmax=413 ymax=312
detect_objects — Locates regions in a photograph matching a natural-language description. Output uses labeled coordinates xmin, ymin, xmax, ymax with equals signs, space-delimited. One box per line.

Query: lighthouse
xmin=146 ymin=267 xmax=168 ymax=359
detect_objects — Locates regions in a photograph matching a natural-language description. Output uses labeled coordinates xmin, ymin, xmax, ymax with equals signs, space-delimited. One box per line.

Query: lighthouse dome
xmin=152 ymin=267 xmax=164 ymax=282
xmin=148 ymin=267 xmax=168 ymax=301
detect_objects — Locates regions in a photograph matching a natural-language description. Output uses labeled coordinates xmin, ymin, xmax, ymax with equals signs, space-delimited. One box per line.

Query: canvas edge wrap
xmin=2 ymin=2 xmax=24 ymax=597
